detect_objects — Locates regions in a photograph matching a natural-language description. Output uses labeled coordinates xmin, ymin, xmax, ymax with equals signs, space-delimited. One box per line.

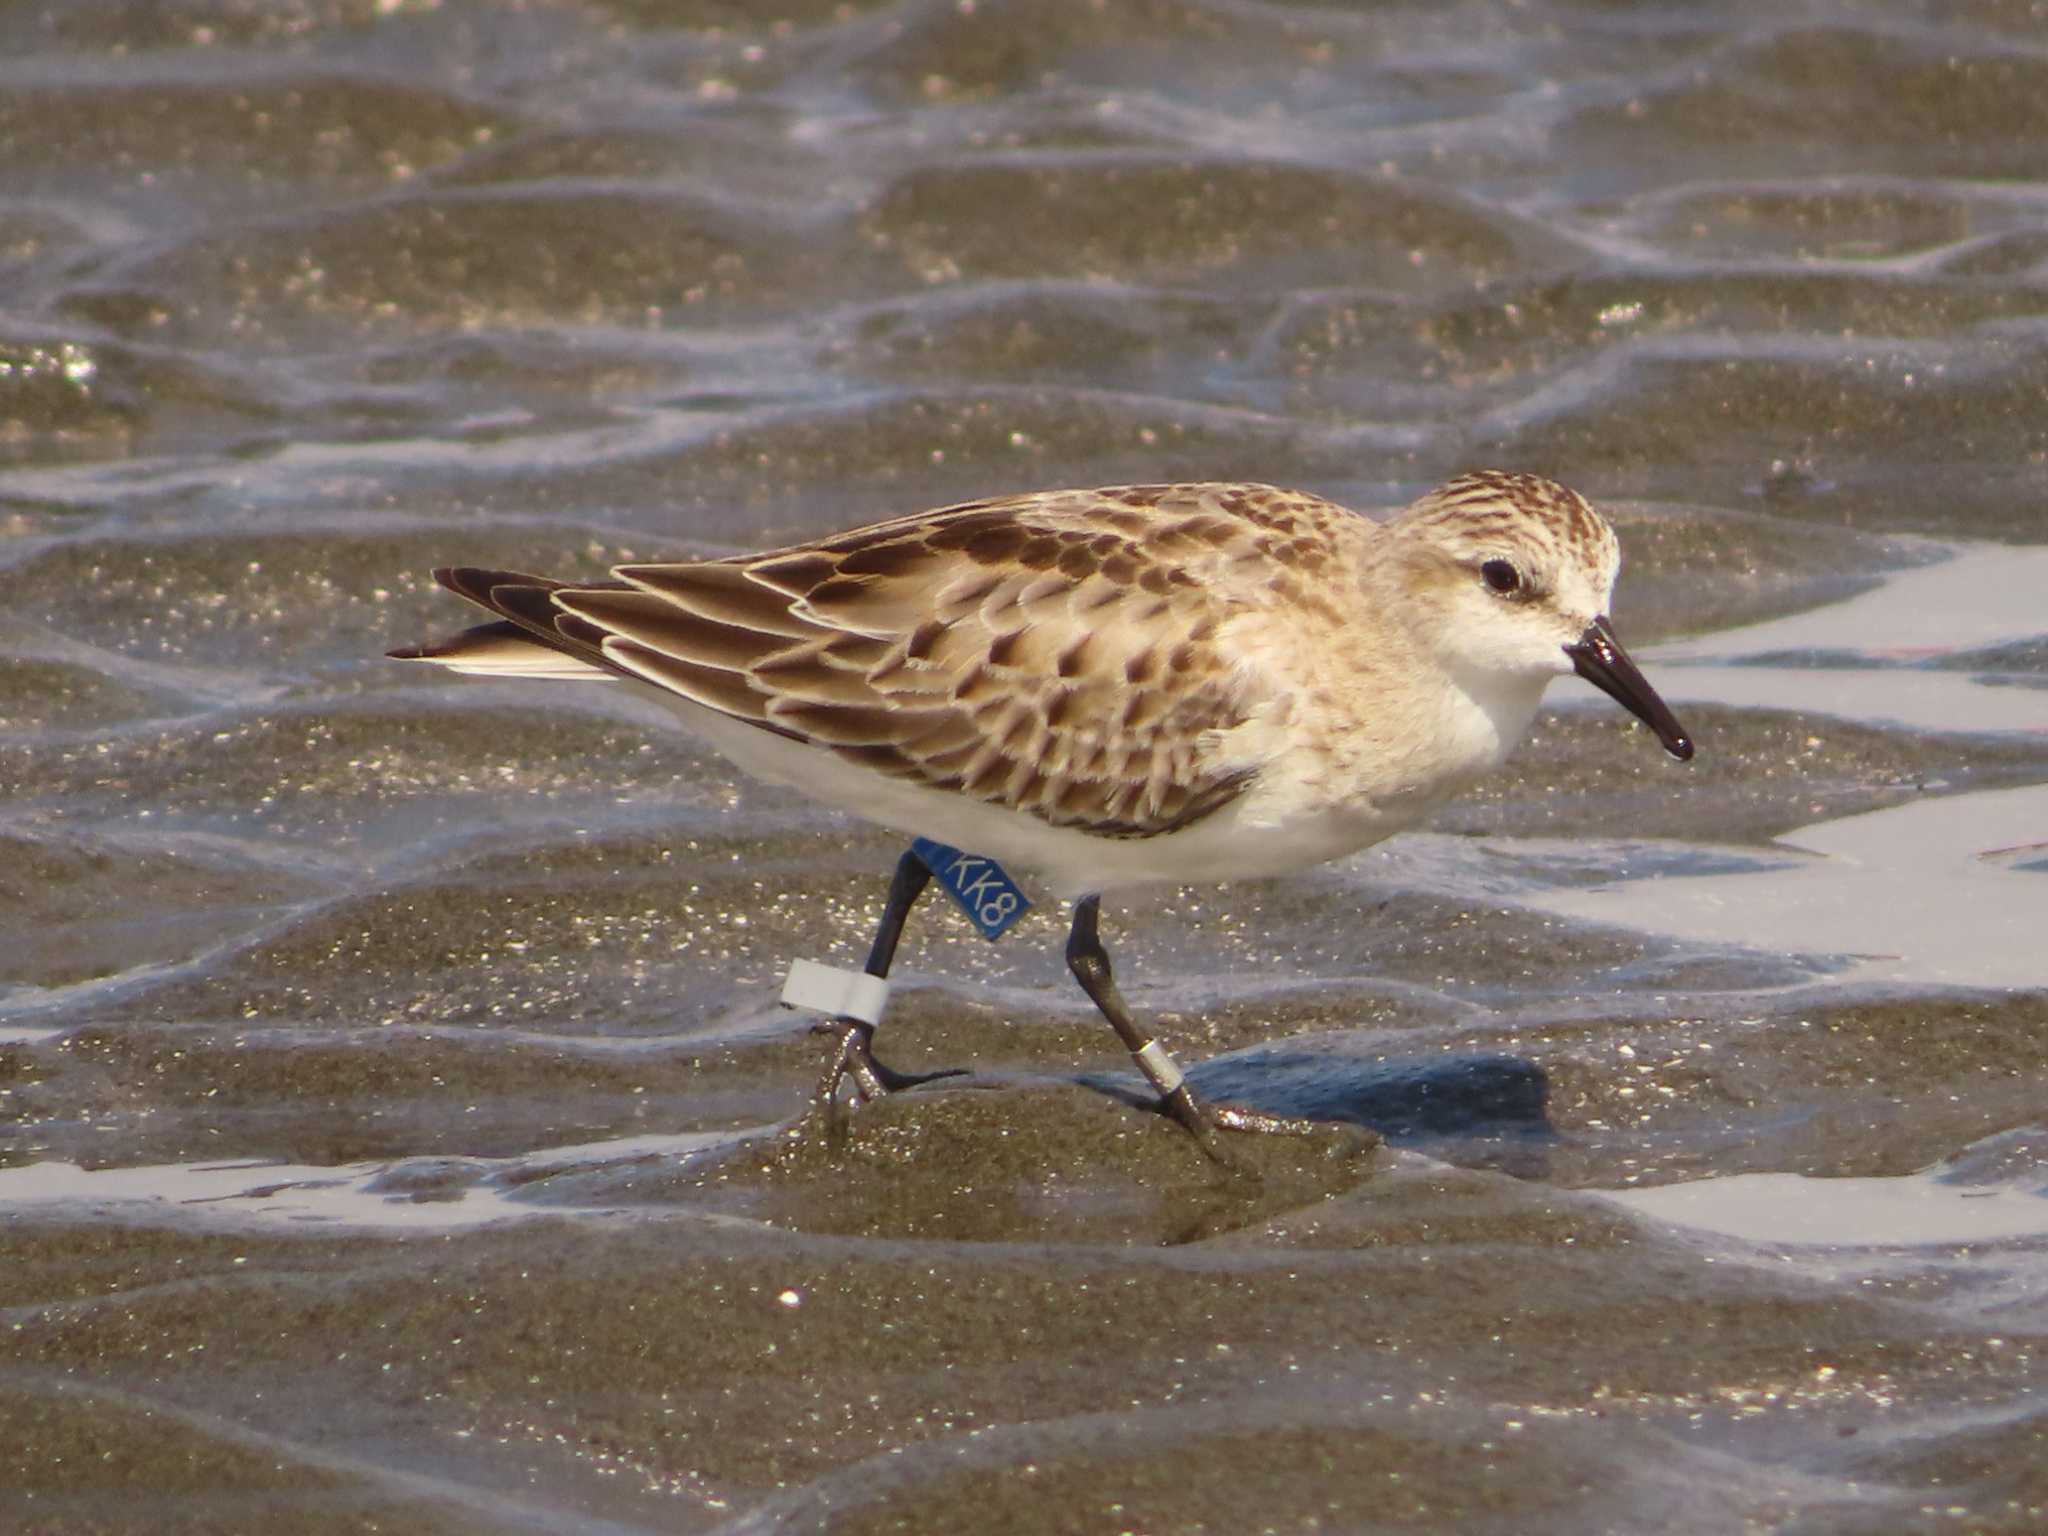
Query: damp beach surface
xmin=3 ymin=3 xmax=2047 ymax=1533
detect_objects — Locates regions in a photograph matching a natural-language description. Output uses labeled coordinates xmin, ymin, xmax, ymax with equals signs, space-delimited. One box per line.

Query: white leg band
xmin=1134 ymin=1039 xmax=1185 ymax=1096
xmin=781 ymin=959 xmax=891 ymax=1027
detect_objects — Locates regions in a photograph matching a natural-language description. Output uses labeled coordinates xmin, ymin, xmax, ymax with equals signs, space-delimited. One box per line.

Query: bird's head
xmin=1390 ymin=471 xmax=1694 ymax=761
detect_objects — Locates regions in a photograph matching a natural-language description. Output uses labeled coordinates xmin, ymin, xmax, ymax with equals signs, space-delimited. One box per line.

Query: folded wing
xmin=407 ymin=490 xmax=1288 ymax=837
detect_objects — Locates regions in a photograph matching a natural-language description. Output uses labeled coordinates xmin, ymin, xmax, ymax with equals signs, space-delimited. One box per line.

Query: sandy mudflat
xmin=2 ymin=1 xmax=2045 ymax=1531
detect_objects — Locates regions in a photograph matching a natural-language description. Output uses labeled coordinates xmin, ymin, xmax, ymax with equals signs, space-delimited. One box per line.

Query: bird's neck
xmin=1438 ymin=658 xmax=1550 ymax=772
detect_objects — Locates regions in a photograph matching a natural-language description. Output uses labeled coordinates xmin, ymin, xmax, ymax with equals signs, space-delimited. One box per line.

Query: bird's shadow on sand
xmin=1186 ymin=1047 xmax=1550 ymax=1135
xmin=1170 ymin=1047 xmax=1557 ymax=1177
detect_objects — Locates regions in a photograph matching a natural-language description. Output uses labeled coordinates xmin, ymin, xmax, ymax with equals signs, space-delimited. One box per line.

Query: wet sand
xmin=3 ymin=2 xmax=2047 ymax=1533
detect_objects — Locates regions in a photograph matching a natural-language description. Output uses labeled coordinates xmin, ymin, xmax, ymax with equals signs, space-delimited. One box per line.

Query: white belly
xmin=651 ymin=690 xmax=1467 ymax=899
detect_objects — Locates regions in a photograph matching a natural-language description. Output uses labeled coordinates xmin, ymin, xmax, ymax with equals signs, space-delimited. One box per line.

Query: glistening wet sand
xmin=3 ymin=3 xmax=2045 ymax=1532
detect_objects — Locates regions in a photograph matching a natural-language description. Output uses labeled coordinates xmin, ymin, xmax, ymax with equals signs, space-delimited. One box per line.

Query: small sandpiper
xmin=393 ymin=471 xmax=1694 ymax=1157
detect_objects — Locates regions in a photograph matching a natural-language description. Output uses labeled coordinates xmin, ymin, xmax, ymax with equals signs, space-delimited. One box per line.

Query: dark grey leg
xmin=1064 ymin=894 xmax=1221 ymax=1152
xmin=1065 ymin=895 xmax=1319 ymax=1157
xmin=815 ymin=849 xmax=963 ymax=1114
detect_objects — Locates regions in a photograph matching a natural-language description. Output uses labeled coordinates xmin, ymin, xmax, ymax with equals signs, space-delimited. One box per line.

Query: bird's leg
xmin=1065 ymin=895 xmax=1320 ymax=1158
xmin=1064 ymin=895 xmax=1226 ymax=1158
xmin=813 ymin=849 xmax=963 ymax=1117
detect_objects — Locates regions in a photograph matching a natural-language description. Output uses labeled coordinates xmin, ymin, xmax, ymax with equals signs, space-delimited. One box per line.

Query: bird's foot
xmin=1159 ymin=1084 xmax=1375 ymax=1175
xmin=811 ymin=1019 xmax=968 ymax=1138
xmin=1210 ymin=1103 xmax=1325 ymax=1138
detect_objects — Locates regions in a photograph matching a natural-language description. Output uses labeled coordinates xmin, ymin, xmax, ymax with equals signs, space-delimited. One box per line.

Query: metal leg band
xmin=1133 ymin=1038 xmax=1186 ymax=1097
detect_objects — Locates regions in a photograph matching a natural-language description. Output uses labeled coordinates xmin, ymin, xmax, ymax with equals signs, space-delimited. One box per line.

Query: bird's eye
xmin=1480 ymin=559 xmax=1522 ymax=595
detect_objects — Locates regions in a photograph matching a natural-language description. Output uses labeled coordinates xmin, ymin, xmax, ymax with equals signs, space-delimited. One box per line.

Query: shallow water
xmin=3 ymin=2 xmax=2046 ymax=1533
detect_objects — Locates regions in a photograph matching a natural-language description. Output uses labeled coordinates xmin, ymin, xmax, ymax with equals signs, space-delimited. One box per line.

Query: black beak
xmin=1565 ymin=616 xmax=1695 ymax=761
